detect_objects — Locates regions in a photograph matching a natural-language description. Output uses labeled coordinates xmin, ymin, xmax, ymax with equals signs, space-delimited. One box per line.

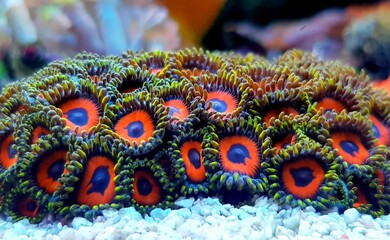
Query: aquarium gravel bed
xmin=1 ymin=197 xmax=390 ymax=240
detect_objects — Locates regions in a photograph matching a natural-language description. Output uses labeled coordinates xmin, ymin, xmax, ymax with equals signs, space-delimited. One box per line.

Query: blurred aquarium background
xmin=1 ymin=0 xmax=390 ymax=87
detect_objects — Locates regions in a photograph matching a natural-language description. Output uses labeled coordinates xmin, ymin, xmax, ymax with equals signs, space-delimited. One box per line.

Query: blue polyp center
xmin=8 ymin=144 xmax=17 ymax=158
xmin=188 ymin=148 xmax=201 ymax=169
xmin=137 ymin=176 xmax=152 ymax=196
xmin=372 ymin=124 xmax=380 ymax=138
xmin=48 ymin=159 xmax=65 ymax=180
xmin=66 ymin=108 xmax=88 ymax=126
xmin=125 ymin=121 xmax=144 ymax=138
xmin=209 ymin=98 xmax=227 ymax=112
xmin=227 ymin=144 xmax=251 ymax=164
xmin=87 ymin=166 xmax=110 ymax=196
xmin=26 ymin=200 xmax=37 ymax=212
xmin=169 ymin=106 xmax=181 ymax=116
xmin=340 ymin=140 xmax=359 ymax=157
xmin=290 ymin=167 xmax=315 ymax=187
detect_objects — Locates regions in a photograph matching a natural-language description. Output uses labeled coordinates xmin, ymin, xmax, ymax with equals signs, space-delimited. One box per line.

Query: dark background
xmin=203 ymin=0 xmax=382 ymax=50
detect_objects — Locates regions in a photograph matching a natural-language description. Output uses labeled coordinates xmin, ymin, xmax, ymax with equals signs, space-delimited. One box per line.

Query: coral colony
xmin=0 ymin=48 xmax=389 ymax=223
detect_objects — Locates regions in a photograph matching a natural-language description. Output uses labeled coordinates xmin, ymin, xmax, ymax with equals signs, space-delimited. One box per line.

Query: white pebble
xmin=125 ymin=233 xmax=142 ymax=240
xmin=239 ymin=212 xmax=251 ymax=220
xmin=161 ymin=213 xmax=185 ymax=230
xmin=361 ymin=214 xmax=381 ymax=230
xmin=304 ymin=206 xmax=316 ymax=213
xmin=263 ymin=218 xmax=276 ymax=239
xmin=211 ymin=208 xmax=221 ymax=216
xmin=3 ymin=229 xmax=22 ymax=240
xmin=318 ymin=214 xmax=337 ymax=223
xmin=44 ymin=234 xmax=61 ymax=240
xmin=32 ymin=229 xmax=47 ymax=239
xmin=377 ymin=217 xmax=390 ymax=229
xmin=274 ymin=225 xmax=295 ymax=238
xmin=58 ymin=228 xmax=76 ymax=239
xmin=205 ymin=227 xmax=223 ymax=240
xmin=297 ymin=220 xmax=311 ymax=236
xmin=366 ymin=230 xmax=390 ymax=239
xmin=94 ymin=235 xmax=112 ymax=240
xmin=205 ymin=216 xmax=219 ymax=225
xmin=230 ymin=234 xmax=245 ymax=240
xmin=328 ymin=222 xmax=346 ymax=231
xmin=205 ymin=197 xmax=222 ymax=206
xmin=150 ymin=208 xmax=169 ymax=221
xmin=190 ymin=205 xmax=202 ymax=215
xmin=201 ymin=207 xmax=212 ymax=217
xmin=176 ymin=218 xmax=201 ymax=235
xmin=283 ymin=214 xmax=300 ymax=231
xmin=254 ymin=197 xmax=269 ymax=208
xmin=276 ymin=236 xmax=290 ymax=240
xmin=230 ymin=208 xmax=243 ymax=216
xmin=219 ymin=208 xmax=231 ymax=217
xmin=352 ymin=226 xmax=367 ymax=235
xmin=143 ymin=232 xmax=160 ymax=240
xmin=224 ymin=220 xmax=242 ymax=233
xmin=248 ymin=231 xmax=263 ymax=240
xmin=71 ymin=217 xmax=93 ymax=229
xmin=13 ymin=219 xmax=29 ymax=232
xmin=75 ymin=226 xmax=97 ymax=240
xmin=0 ymin=196 xmax=389 ymax=240
xmin=240 ymin=206 xmax=257 ymax=215
xmin=343 ymin=208 xmax=361 ymax=224
xmin=348 ymin=231 xmax=366 ymax=240
xmin=175 ymin=208 xmax=192 ymax=220
xmin=119 ymin=207 xmax=142 ymax=220
xmin=311 ymin=221 xmax=330 ymax=235
xmin=175 ymin=198 xmax=195 ymax=208
xmin=157 ymin=224 xmax=176 ymax=236
xmin=330 ymin=230 xmax=346 ymax=238
xmin=102 ymin=208 xmax=118 ymax=219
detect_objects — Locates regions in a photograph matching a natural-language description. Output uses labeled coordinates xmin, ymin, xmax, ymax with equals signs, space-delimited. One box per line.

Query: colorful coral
xmin=0 ymin=48 xmax=390 ymax=223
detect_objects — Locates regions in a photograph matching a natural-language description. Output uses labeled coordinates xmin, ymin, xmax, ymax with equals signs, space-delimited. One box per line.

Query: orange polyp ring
xmin=263 ymin=107 xmax=298 ymax=126
xmin=133 ymin=170 xmax=161 ymax=206
xmin=219 ymin=135 xmax=260 ymax=177
xmin=35 ymin=150 xmax=68 ymax=194
xmin=31 ymin=126 xmax=50 ymax=144
xmin=58 ymin=98 xmax=100 ymax=132
xmin=274 ymin=133 xmax=296 ymax=152
xmin=18 ymin=197 xmax=39 ymax=217
xmin=353 ymin=187 xmax=369 ymax=208
xmin=282 ymin=158 xmax=325 ymax=199
xmin=316 ymin=97 xmax=347 ymax=113
xmin=331 ymin=132 xmax=369 ymax=165
xmin=76 ymin=156 xmax=116 ymax=207
xmin=114 ymin=110 xmax=155 ymax=145
xmin=180 ymin=140 xmax=206 ymax=183
xmin=375 ymin=169 xmax=385 ymax=193
xmin=165 ymin=99 xmax=190 ymax=120
xmin=370 ymin=115 xmax=390 ymax=146
xmin=0 ymin=134 xmax=18 ymax=169
xmin=207 ymin=90 xmax=238 ymax=114
xmin=151 ymin=68 xmax=162 ymax=74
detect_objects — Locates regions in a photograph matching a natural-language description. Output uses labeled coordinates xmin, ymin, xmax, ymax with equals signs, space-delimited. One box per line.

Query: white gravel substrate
xmin=1 ymin=197 xmax=390 ymax=240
